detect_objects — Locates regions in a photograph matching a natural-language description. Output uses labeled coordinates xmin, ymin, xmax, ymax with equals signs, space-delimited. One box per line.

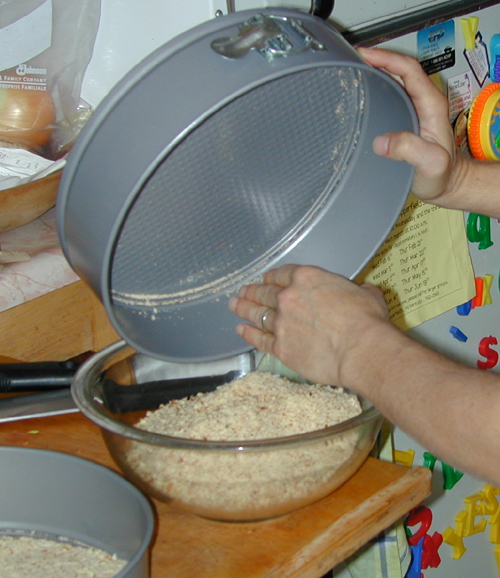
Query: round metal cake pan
xmin=57 ymin=8 xmax=418 ymax=362
xmin=0 ymin=446 xmax=154 ymax=578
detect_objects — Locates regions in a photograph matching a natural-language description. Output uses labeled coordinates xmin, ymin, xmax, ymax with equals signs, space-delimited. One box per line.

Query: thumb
xmin=373 ymin=131 xmax=452 ymax=201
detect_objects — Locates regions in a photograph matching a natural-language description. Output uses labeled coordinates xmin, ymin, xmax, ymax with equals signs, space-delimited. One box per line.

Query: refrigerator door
xmin=333 ymin=4 xmax=500 ymax=578
xmin=223 ymin=0 xmax=454 ymax=32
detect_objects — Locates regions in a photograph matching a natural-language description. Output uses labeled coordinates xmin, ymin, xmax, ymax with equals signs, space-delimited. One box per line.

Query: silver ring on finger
xmin=260 ymin=308 xmax=274 ymax=332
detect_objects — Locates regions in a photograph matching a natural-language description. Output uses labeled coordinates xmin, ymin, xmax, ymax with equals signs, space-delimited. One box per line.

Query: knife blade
xmin=0 ymin=369 xmax=240 ymax=422
xmin=0 ymin=389 xmax=78 ymax=423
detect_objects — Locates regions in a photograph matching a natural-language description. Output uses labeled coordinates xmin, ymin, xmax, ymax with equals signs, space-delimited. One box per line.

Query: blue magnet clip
xmin=450 ymin=326 xmax=468 ymax=342
xmin=456 ymin=300 xmax=472 ymax=316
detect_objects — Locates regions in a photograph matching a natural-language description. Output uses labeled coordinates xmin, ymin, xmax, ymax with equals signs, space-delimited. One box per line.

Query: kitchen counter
xmin=0 ymin=279 xmax=119 ymax=361
xmin=0 ymin=211 xmax=432 ymax=574
xmin=0 ymin=411 xmax=431 ymax=578
xmin=0 ymin=207 xmax=118 ymax=362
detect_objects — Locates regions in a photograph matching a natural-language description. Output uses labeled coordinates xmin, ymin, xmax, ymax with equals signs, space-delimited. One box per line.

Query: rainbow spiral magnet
xmin=468 ymin=82 xmax=500 ymax=160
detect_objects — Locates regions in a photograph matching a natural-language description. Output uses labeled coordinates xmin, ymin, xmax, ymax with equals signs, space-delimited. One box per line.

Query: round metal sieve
xmin=57 ymin=9 xmax=418 ymax=362
xmin=112 ymin=65 xmax=362 ymax=308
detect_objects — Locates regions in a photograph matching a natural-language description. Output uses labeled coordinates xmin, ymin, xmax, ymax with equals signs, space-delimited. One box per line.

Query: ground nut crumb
xmin=0 ymin=534 xmax=127 ymax=578
xmin=124 ymin=372 xmax=364 ymax=519
xmin=136 ymin=372 xmax=362 ymax=441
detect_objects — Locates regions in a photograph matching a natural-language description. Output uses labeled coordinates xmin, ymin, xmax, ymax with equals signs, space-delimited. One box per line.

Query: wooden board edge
xmin=277 ymin=466 xmax=432 ymax=578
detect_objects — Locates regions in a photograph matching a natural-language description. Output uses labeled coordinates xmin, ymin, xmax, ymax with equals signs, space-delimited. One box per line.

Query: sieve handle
xmin=310 ymin=0 xmax=334 ymax=20
xmin=211 ymin=13 xmax=326 ymax=61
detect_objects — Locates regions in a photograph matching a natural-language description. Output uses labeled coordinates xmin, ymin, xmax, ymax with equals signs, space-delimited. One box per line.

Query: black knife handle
xmin=0 ymin=361 xmax=80 ymax=392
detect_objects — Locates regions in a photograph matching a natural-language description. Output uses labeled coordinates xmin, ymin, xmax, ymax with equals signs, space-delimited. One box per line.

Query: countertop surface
xmin=0 ymin=410 xmax=431 ymax=578
xmin=0 ymin=208 xmax=78 ymax=313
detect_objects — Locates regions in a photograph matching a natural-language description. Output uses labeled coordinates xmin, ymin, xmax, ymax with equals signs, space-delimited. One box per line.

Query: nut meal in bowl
xmin=72 ymin=340 xmax=383 ymax=522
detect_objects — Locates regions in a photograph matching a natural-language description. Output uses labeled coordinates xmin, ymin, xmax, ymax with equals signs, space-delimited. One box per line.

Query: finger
xmin=373 ymin=130 xmax=450 ymax=177
xmin=238 ymin=283 xmax=280 ymax=308
xmin=260 ymin=308 xmax=276 ymax=333
xmin=373 ymin=131 xmax=451 ymax=199
xmin=229 ymin=296 xmax=274 ymax=331
xmin=358 ymin=48 xmax=450 ymax=130
xmin=235 ymin=323 xmax=276 ymax=354
xmin=262 ymin=264 xmax=298 ymax=288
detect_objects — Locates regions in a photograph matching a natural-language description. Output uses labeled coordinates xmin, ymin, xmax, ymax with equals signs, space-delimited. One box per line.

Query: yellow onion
xmin=0 ymin=88 xmax=55 ymax=150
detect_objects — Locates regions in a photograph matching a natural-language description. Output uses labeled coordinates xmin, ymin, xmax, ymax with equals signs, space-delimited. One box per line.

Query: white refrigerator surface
xmin=81 ymin=0 xmax=456 ymax=106
xmin=334 ymin=4 xmax=500 ymax=577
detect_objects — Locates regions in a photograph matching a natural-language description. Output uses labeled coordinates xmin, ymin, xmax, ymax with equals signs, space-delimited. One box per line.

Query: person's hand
xmin=228 ymin=264 xmax=390 ymax=386
xmin=359 ymin=47 xmax=467 ymax=208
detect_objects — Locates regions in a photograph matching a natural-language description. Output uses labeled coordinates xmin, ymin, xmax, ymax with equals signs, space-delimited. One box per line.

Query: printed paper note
xmin=356 ymin=193 xmax=475 ymax=331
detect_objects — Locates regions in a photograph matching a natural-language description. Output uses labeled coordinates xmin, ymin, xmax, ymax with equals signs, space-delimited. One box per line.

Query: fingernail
xmin=235 ymin=324 xmax=245 ymax=336
xmin=228 ymin=297 xmax=237 ymax=312
xmin=357 ymin=47 xmax=375 ymax=60
xmin=373 ymin=134 xmax=390 ymax=156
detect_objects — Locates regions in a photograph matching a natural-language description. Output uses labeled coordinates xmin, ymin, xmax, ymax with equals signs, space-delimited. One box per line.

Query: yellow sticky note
xmin=357 ymin=194 xmax=475 ymax=331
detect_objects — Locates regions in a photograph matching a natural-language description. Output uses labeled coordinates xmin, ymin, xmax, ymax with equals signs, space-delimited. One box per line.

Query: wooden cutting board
xmin=0 ymin=411 xmax=431 ymax=578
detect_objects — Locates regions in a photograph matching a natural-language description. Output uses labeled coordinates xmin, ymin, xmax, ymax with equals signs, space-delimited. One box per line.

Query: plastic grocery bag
xmin=0 ymin=0 xmax=100 ymax=159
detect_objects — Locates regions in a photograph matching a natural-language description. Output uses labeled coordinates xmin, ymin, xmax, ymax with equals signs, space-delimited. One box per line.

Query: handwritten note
xmin=357 ymin=193 xmax=475 ymax=331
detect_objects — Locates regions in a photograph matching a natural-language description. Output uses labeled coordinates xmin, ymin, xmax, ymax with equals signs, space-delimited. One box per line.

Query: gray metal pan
xmin=57 ymin=8 xmax=418 ymax=362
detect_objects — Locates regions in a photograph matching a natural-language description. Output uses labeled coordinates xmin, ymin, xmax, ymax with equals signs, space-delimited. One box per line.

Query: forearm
xmin=230 ymin=264 xmax=500 ymax=484
xmin=344 ymin=321 xmax=500 ymax=485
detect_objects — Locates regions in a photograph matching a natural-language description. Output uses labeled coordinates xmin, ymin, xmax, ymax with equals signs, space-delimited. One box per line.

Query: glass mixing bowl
xmin=72 ymin=340 xmax=383 ymax=522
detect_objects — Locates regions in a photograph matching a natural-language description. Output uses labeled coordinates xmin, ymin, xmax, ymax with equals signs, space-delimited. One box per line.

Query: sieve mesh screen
xmin=111 ymin=66 xmax=363 ymax=309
